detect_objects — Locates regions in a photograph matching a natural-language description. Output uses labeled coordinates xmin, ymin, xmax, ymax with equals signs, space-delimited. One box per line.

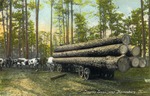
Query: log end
xmin=117 ymin=56 xmax=130 ymax=72
xmin=132 ymin=46 xmax=140 ymax=56
xmin=139 ymin=58 xmax=147 ymax=68
xmin=119 ymin=45 xmax=128 ymax=54
xmin=131 ymin=57 xmax=140 ymax=67
xmin=122 ymin=34 xmax=130 ymax=45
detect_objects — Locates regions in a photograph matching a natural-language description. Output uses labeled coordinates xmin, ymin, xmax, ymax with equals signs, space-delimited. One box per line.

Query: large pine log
xmin=53 ymin=56 xmax=130 ymax=72
xmin=53 ymin=44 xmax=128 ymax=58
xmin=54 ymin=34 xmax=130 ymax=52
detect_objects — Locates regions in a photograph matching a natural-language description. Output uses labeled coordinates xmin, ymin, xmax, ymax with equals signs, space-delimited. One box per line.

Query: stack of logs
xmin=53 ymin=34 xmax=147 ymax=79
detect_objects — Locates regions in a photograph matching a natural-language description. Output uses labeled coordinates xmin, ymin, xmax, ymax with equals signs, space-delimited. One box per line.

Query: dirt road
xmin=0 ymin=68 xmax=150 ymax=96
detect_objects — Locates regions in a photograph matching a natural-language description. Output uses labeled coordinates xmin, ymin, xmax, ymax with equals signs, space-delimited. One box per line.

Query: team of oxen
xmin=0 ymin=57 xmax=53 ymax=70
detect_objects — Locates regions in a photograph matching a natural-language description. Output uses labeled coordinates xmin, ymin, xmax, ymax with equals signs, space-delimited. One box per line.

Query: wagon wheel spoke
xmin=104 ymin=73 xmax=108 ymax=79
xmin=50 ymin=64 xmax=55 ymax=72
xmin=57 ymin=64 xmax=63 ymax=72
xmin=106 ymin=70 xmax=114 ymax=79
xmin=83 ymin=68 xmax=91 ymax=80
xmin=78 ymin=66 xmax=84 ymax=78
xmin=109 ymin=71 xmax=114 ymax=79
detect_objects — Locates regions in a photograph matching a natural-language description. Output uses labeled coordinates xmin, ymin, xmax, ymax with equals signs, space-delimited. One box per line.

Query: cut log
xmin=132 ymin=46 xmax=140 ymax=56
xmin=130 ymin=57 xmax=140 ymax=68
xmin=139 ymin=58 xmax=147 ymax=68
xmin=116 ymin=56 xmax=130 ymax=72
xmin=50 ymin=73 xmax=66 ymax=80
xmin=53 ymin=56 xmax=130 ymax=72
xmin=127 ymin=46 xmax=141 ymax=56
xmin=53 ymin=44 xmax=128 ymax=58
xmin=54 ymin=34 xmax=130 ymax=52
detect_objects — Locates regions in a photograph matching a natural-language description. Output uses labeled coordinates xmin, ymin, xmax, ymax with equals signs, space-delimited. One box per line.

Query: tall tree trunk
xmin=36 ymin=0 xmax=40 ymax=57
xmin=103 ymin=11 xmax=106 ymax=38
xmin=22 ymin=0 xmax=25 ymax=57
xmin=6 ymin=4 xmax=9 ymax=56
xmin=141 ymin=0 xmax=146 ymax=58
xmin=109 ymin=1 xmax=112 ymax=35
xmin=25 ymin=0 xmax=29 ymax=59
xmin=7 ymin=0 xmax=12 ymax=57
xmin=1 ymin=7 xmax=7 ymax=57
xmin=18 ymin=22 xmax=21 ymax=58
xmin=66 ymin=2 xmax=69 ymax=44
xmin=66 ymin=12 xmax=68 ymax=44
xmin=58 ymin=15 xmax=61 ymax=45
xmin=99 ymin=3 xmax=102 ymax=39
xmin=50 ymin=0 xmax=53 ymax=56
xmin=148 ymin=0 xmax=150 ymax=63
xmin=63 ymin=12 xmax=65 ymax=44
xmin=68 ymin=2 xmax=70 ymax=44
xmin=71 ymin=0 xmax=73 ymax=44
xmin=61 ymin=0 xmax=65 ymax=44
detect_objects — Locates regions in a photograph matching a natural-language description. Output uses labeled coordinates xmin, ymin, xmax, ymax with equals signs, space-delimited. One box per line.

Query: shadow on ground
xmin=0 ymin=67 xmax=150 ymax=96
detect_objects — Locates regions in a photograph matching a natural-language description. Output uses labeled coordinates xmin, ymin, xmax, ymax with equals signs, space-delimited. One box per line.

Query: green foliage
xmin=109 ymin=13 xmax=126 ymax=36
xmin=28 ymin=0 xmax=36 ymax=10
xmin=87 ymin=25 xmax=100 ymax=40
xmin=1 ymin=0 xmax=149 ymax=57
xmin=38 ymin=31 xmax=50 ymax=57
xmin=13 ymin=0 xmax=22 ymax=9
xmin=74 ymin=0 xmax=91 ymax=7
xmin=74 ymin=13 xmax=88 ymax=42
xmin=0 ymin=0 xmax=38 ymax=58
xmin=28 ymin=20 xmax=36 ymax=46
xmin=45 ymin=0 xmax=54 ymax=6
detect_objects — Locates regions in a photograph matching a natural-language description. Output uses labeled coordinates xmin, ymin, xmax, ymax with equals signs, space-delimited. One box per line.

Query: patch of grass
xmin=115 ymin=68 xmax=150 ymax=78
xmin=0 ymin=68 xmax=150 ymax=96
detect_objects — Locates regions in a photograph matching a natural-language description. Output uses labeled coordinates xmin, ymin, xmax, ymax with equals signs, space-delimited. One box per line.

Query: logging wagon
xmin=50 ymin=34 xmax=147 ymax=80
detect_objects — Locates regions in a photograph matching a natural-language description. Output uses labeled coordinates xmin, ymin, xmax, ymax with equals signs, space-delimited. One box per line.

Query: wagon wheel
xmin=57 ymin=64 xmax=63 ymax=72
xmin=106 ymin=73 xmax=111 ymax=79
xmin=78 ymin=66 xmax=84 ymax=78
xmin=105 ymin=71 xmax=114 ymax=79
xmin=50 ymin=64 xmax=55 ymax=72
xmin=109 ymin=73 xmax=114 ymax=79
xmin=100 ymin=72 xmax=106 ymax=79
xmin=83 ymin=67 xmax=91 ymax=80
xmin=107 ymin=71 xmax=114 ymax=79
xmin=104 ymin=73 xmax=108 ymax=79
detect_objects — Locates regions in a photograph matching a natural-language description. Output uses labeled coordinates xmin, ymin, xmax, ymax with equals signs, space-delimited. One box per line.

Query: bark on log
xmin=53 ymin=56 xmax=130 ymax=72
xmin=53 ymin=44 xmax=128 ymax=58
xmin=54 ymin=34 xmax=130 ymax=52
xmin=50 ymin=73 xmax=66 ymax=80
xmin=127 ymin=46 xmax=141 ymax=56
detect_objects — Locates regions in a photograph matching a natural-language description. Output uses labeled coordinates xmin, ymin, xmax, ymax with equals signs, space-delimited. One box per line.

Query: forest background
xmin=0 ymin=0 xmax=149 ymax=63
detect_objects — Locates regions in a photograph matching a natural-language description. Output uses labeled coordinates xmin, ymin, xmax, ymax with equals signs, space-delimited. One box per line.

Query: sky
xmin=30 ymin=0 xmax=141 ymax=32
